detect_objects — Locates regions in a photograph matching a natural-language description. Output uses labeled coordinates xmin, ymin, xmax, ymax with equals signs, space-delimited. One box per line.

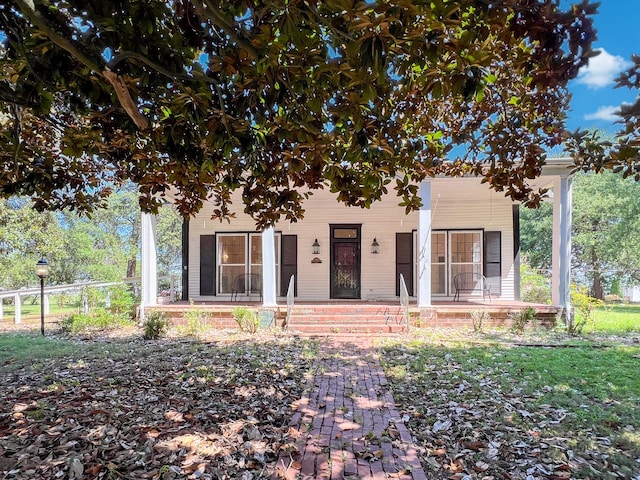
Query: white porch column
xmin=0 ymin=298 xmax=3 ymax=320
xmin=141 ymin=212 xmax=158 ymax=316
xmin=417 ymin=180 xmax=432 ymax=307
xmin=551 ymin=175 xmax=573 ymax=314
xmin=261 ymin=227 xmax=277 ymax=307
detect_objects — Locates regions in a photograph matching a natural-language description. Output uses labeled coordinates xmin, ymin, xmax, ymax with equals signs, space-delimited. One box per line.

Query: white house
xmin=140 ymin=158 xmax=574 ymax=316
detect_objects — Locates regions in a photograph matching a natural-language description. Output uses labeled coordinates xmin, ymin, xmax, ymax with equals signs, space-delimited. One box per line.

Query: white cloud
xmin=584 ymin=105 xmax=620 ymax=122
xmin=576 ymin=48 xmax=632 ymax=89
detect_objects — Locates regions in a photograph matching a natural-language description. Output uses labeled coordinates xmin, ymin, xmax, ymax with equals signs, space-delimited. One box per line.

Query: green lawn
xmin=588 ymin=303 xmax=640 ymax=333
xmin=1 ymin=301 xmax=81 ymax=320
xmin=0 ymin=332 xmax=99 ymax=367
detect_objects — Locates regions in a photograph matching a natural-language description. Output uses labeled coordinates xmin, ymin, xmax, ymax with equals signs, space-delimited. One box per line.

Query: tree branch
xmin=102 ymin=71 xmax=149 ymax=130
xmin=14 ymin=0 xmax=149 ymax=130
xmin=14 ymin=0 xmax=103 ymax=73
xmin=109 ymin=51 xmax=184 ymax=81
xmin=193 ymin=0 xmax=259 ymax=58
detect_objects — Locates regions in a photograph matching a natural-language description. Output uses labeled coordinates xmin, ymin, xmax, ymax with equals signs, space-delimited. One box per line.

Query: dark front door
xmin=330 ymin=225 xmax=361 ymax=299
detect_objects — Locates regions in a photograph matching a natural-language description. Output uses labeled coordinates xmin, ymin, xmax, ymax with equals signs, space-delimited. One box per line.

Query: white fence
xmin=0 ymin=276 xmax=178 ymax=324
xmin=622 ymin=286 xmax=640 ymax=303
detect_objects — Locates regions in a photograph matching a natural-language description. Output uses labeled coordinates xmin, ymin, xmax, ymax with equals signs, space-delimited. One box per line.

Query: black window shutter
xmin=200 ymin=235 xmax=216 ymax=296
xmin=396 ymin=233 xmax=414 ymax=296
xmin=281 ymin=235 xmax=297 ymax=297
xmin=483 ymin=231 xmax=501 ymax=297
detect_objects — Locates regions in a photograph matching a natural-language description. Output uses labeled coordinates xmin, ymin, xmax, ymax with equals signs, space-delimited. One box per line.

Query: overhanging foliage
xmin=0 ymin=0 xmax=599 ymax=226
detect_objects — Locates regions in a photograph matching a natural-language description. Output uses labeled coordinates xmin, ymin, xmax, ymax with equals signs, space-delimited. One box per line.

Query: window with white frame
xmin=216 ymin=233 xmax=280 ymax=295
xmin=414 ymin=229 xmax=483 ymax=297
xmin=448 ymin=231 xmax=482 ymax=293
xmin=431 ymin=232 xmax=447 ymax=295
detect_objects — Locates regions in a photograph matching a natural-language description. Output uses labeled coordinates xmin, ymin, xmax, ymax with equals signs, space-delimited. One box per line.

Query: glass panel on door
xmin=431 ymin=232 xmax=447 ymax=295
xmin=332 ymin=243 xmax=359 ymax=297
xmin=218 ymin=235 xmax=245 ymax=294
xmin=449 ymin=231 xmax=482 ymax=293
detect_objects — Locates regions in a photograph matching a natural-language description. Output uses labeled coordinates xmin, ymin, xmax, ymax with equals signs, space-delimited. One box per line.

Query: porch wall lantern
xmin=312 ymin=238 xmax=320 ymax=255
xmin=35 ymin=258 xmax=50 ymax=336
xmin=371 ymin=238 xmax=380 ymax=254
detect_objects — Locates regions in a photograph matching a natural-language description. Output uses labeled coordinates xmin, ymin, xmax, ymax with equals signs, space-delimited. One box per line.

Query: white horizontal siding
xmin=188 ymin=180 xmax=516 ymax=301
xmin=431 ymin=197 xmax=515 ymax=300
xmin=273 ymin=189 xmax=412 ymax=301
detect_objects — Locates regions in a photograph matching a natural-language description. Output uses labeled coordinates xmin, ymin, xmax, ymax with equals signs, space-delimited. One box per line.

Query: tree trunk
xmin=126 ymin=214 xmax=141 ymax=278
xmin=126 ymin=258 xmax=136 ymax=278
xmin=591 ymin=252 xmax=604 ymax=300
xmin=592 ymin=273 xmax=604 ymax=300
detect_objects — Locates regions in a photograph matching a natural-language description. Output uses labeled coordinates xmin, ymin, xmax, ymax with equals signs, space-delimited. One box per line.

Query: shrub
xmin=106 ymin=285 xmax=136 ymax=315
xmin=469 ymin=310 xmax=490 ymax=333
xmin=509 ymin=307 xmax=537 ymax=334
xmin=520 ymin=264 xmax=551 ymax=304
xmin=54 ymin=292 xmax=73 ymax=309
xmin=60 ymin=309 xmax=133 ymax=333
xmin=570 ymin=285 xmax=604 ymax=335
xmin=610 ymin=278 xmax=622 ymax=296
xmin=232 ymin=307 xmax=259 ymax=334
xmin=181 ymin=307 xmax=211 ymax=337
xmin=604 ymin=294 xmax=624 ymax=304
xmin=142 ymin=311 xmax=171 ymax=340
xmin=83 ymin=287 xmax=103 ymax=309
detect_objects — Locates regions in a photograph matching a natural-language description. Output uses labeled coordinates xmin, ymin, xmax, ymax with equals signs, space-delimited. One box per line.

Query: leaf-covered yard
xmin=379 ymin=333 xmax=640 ymax=480
xmin=0 ymin=331 xmax=318 ymax=479
xmin=1 ymin=325 xmax=639 ymax=480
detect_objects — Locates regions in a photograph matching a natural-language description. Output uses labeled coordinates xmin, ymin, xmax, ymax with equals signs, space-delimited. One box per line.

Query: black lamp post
xmin=35 ymin=258 xmax=49 ymax=336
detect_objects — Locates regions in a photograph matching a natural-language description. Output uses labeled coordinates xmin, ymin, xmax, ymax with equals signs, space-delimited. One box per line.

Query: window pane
xmin=218 ymin=235 xmax=245 ymax=294
xmin=218 ymin=235 xmax=245 ymax=265
xmin=250 ymin=266 xmax=262 ymax=293
xmin=431 ymin=233 xmax=446 ymax=262
xmin=250 ymin=235 xmax=262 ymax=264
xmin=450 ymin=264 xmax=481 ymax=293
xmin=450 ymin=232 xmax=481 ymax=263
xmin=219 ymin=265 xmax=245 ymax=294
xmin=334 ymin=228 xmax=358 ymax=239
xmin=431 ymin=265 xmax=446 ymax=294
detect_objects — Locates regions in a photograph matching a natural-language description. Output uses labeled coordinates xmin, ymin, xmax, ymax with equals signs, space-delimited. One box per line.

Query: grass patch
xmin=589 ymin=304 xmax=640 ymax=333
xmin=1 ymin=302 xmax=76 ymax=319
xmin=380 ymin=339 xmax=640 ymax=478
xmin=0 ymin=333 xmax=80 ymax=364
xmin=59 ymin=309 xmax=134 ymax=333
xmin=0 ymin=333 xmax=115 ymax=374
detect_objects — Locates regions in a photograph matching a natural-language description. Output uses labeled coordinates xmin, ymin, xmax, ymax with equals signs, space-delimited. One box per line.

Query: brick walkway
xmin=273 ymin=336 xmax=427 ymax=479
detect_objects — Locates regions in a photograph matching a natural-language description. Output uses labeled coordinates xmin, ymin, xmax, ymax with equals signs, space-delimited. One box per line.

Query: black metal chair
xmin=231 ymin=273 xmax=262 ymax=301
xmin=453 ymin=272 xmax=491 ymax=302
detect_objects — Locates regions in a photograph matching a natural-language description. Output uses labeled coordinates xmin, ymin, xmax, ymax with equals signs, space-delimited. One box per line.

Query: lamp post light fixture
xmin=371 ymin=238 xmax=380 ymax=254
xmin=312 ymin=238 xmax=320 ymax=255
xmin=35 ymin=258 xmax=49 ymax=336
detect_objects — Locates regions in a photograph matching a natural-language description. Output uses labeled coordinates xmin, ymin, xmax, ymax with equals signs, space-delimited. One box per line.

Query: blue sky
xmin=564 ymin=0 xmax=640 ymax=133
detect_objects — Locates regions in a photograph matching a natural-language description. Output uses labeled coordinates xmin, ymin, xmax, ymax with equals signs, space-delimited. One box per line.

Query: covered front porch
xmin=140 ymin=158 xmax=574 ymax=325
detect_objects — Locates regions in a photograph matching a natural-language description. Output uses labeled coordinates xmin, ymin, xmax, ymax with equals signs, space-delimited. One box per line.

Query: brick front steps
xmin=147 ymin=302 xmax=561 ymax=334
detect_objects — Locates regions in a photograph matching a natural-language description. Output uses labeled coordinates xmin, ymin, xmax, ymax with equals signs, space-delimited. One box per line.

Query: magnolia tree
xmin=0 ymin=0 xmax=601 ymax=227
